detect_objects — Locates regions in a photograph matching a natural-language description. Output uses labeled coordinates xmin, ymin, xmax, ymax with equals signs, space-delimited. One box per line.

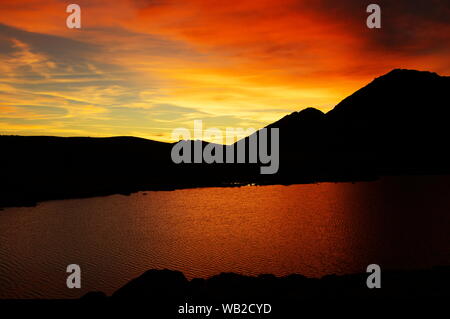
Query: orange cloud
xmin=0 ymin=0 xmax=449 ymax=140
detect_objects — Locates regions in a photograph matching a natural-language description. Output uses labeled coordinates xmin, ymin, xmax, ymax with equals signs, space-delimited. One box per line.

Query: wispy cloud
xmin=0 ymin=0 xmax=449 ymax=140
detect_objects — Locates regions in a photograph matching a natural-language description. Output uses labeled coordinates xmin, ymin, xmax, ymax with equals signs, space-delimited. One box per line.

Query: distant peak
xmin=269 ymin=107 xmax=324 ymax=128
xmin=280 ymin=108 xmax=324 ymax=121
xmin=378 ymin=69 xmax=440 ymax=80
xmin=298 ymin=107 xmax=325 ymax=116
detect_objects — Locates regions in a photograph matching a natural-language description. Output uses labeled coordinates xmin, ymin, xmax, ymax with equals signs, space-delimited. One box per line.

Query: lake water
xmin=1 ymin=175 xmax=450 ymax=298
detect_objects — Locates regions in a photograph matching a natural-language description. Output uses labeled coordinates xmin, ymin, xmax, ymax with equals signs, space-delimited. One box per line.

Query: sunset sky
xmin=1 ymin=0 xmax=449 ymax=141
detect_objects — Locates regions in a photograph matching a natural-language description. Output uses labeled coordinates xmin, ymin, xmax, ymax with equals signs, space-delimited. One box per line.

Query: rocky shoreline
xmin=66 ymin=267 xmax=447 ymax=316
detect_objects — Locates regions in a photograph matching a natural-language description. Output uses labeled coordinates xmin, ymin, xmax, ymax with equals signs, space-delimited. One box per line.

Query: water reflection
xmin=0 ymin=175 xmax=449 ymax=298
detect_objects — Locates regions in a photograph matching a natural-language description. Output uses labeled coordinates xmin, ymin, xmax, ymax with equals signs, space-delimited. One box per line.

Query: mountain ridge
xmin=1 ymin=68 xmax=450 ymax=208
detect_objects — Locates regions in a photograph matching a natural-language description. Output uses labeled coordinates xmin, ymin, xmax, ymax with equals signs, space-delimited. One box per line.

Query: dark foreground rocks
xmin=78 ymin=266 xmax=450 ymax=317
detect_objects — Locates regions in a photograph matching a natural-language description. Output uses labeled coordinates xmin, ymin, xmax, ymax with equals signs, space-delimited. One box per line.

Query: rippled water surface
xmin=1 ymin=175 xmax=450 ymax=298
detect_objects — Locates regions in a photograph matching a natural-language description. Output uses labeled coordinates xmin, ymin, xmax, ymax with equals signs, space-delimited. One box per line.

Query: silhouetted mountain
xmin=255 ymin=69 xmax=450 ymax=182
xmin=1 ymin=69 xmax=449 ymax=208
xmin=324 ymin=69 xmax=450 ymax=173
